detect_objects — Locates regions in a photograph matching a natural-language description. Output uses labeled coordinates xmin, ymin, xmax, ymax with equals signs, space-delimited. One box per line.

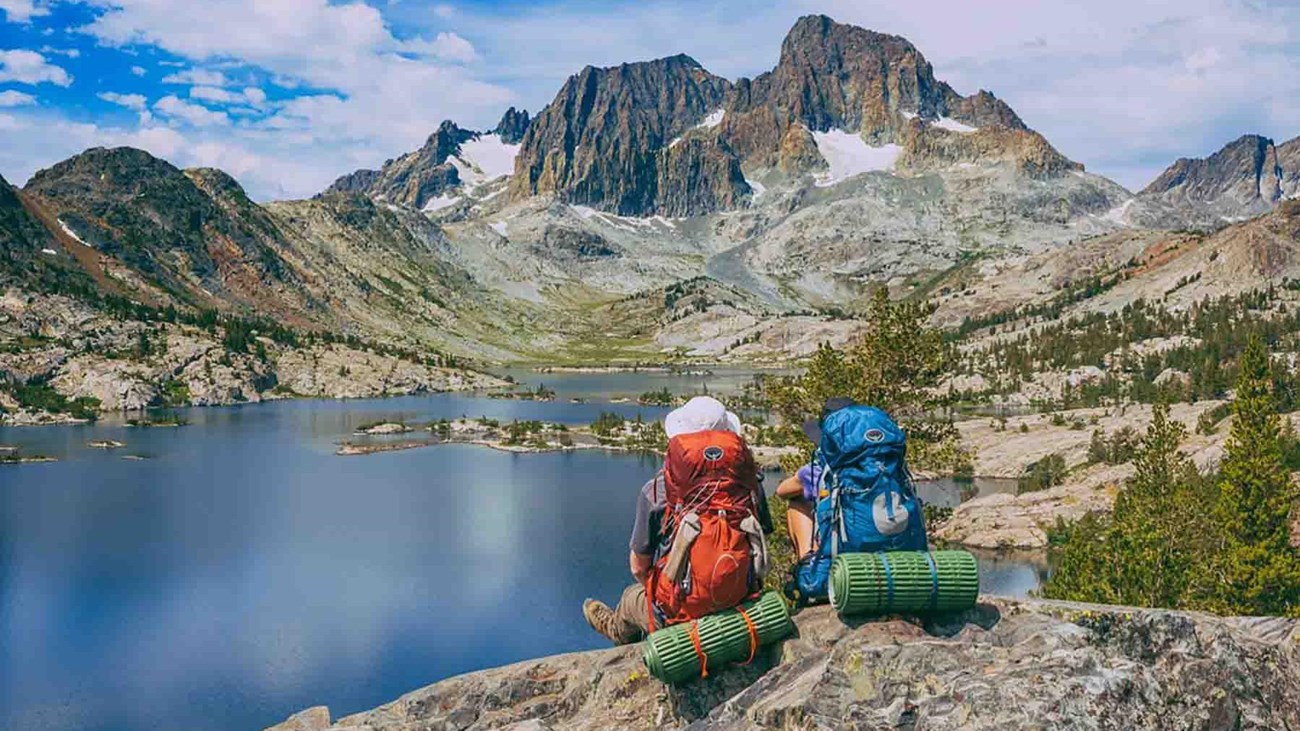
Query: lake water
xmin=0 ymin=388 xmax=1044 ymax=731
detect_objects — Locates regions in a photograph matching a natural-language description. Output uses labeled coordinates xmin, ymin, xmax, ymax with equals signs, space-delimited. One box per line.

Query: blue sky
xmin=1 ymin=0 xmax=1298 ymax=201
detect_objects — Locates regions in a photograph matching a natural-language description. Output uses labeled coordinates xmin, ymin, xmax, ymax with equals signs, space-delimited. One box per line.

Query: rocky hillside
xmin=1125 ymin=134 xmax=1300 ymax=228
xmin=22 ymin=148 xmax=317 ymax=316
xmin=0 ymin=287 xmax=505 ymax=424
xmin=265 ymin=597 xmax=1300 ymax=731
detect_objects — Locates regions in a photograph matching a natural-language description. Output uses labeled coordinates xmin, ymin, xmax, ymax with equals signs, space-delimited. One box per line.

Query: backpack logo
xmin=872 ymin=491 xmax=910 ymax=535
xmin=702 ymin=446 xmax=725 ymax=461
xmin=864 ymin=428 xmax=885 ymax=443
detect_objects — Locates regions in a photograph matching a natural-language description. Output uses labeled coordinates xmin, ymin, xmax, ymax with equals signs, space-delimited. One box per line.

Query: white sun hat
xmin=663 ymin=395 xmax=743 ymax=439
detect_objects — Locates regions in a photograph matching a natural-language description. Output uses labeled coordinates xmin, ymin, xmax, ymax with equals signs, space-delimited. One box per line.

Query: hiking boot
xmin=583 ymin=598 xmax=624 ymax=645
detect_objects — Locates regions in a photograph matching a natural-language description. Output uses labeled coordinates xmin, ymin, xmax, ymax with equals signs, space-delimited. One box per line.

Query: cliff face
xmin=509 ymin=54 xmax=736 ymax=216
xmin=721 ymin=15 xmax=1072 ymax=178
xmin=267 ymin=597 xmax=1300 ymax=731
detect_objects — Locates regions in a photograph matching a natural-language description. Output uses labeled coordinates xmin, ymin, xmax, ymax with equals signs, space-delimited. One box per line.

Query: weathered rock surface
xmin=267 ymin=598 xmax=1300 ymax=731
xmin=0 ymin=288 xmax=505 ymax=421
xmin=510 ymin=53 xmax=736 ymax=216
xmin=22 ymin=147 xmax=308 ymax=312
xmin=323 ymin=121 xmax=474 ymax=210
xmin=1129 ymin=133 xmax=1300 ymax=228
xmin=493 ymin=107 xmax=532 ymax=145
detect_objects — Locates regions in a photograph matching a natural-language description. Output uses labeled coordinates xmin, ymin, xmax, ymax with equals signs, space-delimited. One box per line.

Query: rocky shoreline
xmin=335 ymin=418 xmax=799 ymax=470
xmin=265 ymin=596 xmax=1300 ymax=731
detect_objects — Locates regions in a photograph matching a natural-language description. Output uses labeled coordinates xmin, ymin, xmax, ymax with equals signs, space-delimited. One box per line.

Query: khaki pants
xmin=611 ymin=582 xmax=653 ymax=645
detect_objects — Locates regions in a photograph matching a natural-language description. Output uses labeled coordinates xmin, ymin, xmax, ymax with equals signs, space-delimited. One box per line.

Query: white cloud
xmin=39 ymin=46 xmax=81 ymax=58
xmin=130 ymin=65 xmax=146 ymax=76
xmin=161 ymin=68 xmax=230 ymax=86
xmin=153 ymin=95 xmax=230 ymax=127
xmin=403 ymin=31 xmax=477 ymax=63
xmin=72 ymin=0 xmax=511 ymax=198
xmin=188 ymin=85 xmax=241 ymax=104
xmin=189 ymin=85 xmax=269 ymax=109
xmin=0 ymin=49 xmax=72 ymax=86
xmin=0 ymin=89 xmax=36 ymax=106
xmin=0 ymin=0 xmax=48 ymax=23
xmin=433 ymin=3 xmax=455 ymax=19
xmin=98 ymin=91 xmax=148 ymax=111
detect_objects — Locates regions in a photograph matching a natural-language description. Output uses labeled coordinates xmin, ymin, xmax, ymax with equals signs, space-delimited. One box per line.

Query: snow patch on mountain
xmin=669 ymin=108 xmax=727 ymax=148
xmin=811 ymin=130 xmax=900 ymax=187
xmin=1102 ymin=198 xmax=1135 ymax=224
xmin=699 ymin=108 xmax=725 ymax=130
xmin=934 ymin=117 xmax=977 ymax=134
xmin=452 ymin=134 xmax=519 ymax=189
xmin=57 ymin=218 xmax=90 ymax=247
xmin=422 ymin=193 xmax=461 ymax=213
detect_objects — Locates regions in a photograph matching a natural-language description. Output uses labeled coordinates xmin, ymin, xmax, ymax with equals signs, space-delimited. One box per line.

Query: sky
xmin=0 ymin=0 xmax=1298 ymax=201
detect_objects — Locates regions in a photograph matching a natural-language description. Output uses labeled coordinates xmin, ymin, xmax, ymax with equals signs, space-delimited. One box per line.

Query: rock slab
xmin=268 ymin=598 xmax=1300 ymax=730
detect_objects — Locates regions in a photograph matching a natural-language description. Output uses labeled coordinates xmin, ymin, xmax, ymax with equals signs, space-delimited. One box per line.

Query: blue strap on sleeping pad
xmin=879 ymin=552 xmax=895 ymax=612
xmin=923 ymin=551 xmax=939 ymax=613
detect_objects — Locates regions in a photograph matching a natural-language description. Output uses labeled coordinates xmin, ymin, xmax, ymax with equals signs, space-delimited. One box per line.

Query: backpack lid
xmin=817 ymin=405 xmax=906 ymax=469
xmin=663 ymin=429 xmax=754 ymax=506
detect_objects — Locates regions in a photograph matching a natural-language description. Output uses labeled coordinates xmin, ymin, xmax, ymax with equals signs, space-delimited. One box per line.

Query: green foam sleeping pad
xmin=642 ymin=591 xmax=794 ymax=685
xmin=830 ymin=551 xmax=979 ymax=617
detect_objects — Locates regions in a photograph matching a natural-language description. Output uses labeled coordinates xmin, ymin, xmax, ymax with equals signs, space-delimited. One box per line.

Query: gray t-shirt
xmin=629 ymin=474 xmax=666 ymax=556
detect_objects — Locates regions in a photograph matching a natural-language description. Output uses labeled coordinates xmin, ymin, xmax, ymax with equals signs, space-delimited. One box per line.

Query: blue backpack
xmin=789 ymin=406 xmax=928 ymax=603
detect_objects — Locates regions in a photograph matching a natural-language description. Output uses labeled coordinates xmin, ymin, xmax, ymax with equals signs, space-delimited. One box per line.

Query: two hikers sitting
xmin=585 ymin=395 xmax=929 ymax=644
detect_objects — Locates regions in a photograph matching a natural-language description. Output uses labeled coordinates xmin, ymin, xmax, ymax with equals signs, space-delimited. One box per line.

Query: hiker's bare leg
xmin=776 ymin=474 xmax=816 ymax=557
xmin=786 ymin=499 xmax=815 ymax=557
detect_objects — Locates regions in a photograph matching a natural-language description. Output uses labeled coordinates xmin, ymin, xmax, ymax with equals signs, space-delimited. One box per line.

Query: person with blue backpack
xmin=777 ymin=398 xmax=929 ymax=606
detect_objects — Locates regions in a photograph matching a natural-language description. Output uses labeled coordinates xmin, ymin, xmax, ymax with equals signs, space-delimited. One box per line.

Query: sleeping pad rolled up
xmin=642 ymin=591 xmax=793 ymax=685
xmin=830 ymin=551 xmax=979 ymax=617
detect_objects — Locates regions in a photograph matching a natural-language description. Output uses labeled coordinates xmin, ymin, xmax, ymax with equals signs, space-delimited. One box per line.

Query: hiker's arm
xmin=630 ymin=550 xmax=653 ymax=583
xmin=776 ymin=474 xmax=804 ymax=499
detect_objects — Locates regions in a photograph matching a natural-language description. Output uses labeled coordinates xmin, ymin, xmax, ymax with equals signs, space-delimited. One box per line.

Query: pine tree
xmin=765 ymin=289 xmax=960 ymax=470
xmin=1042 ymin=401 xmax=1204 ymax=607
xmin=1195 ymin=333 xmax=1300 ymax=616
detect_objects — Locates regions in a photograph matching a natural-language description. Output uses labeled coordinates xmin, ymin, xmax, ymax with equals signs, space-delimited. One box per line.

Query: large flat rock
xmin=269 ymin=598 xmax=1300 ymax=730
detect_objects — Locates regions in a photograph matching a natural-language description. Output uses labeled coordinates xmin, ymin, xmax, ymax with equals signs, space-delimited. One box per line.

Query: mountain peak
xmin=493 ymin=107 xmax=531 ymax=144
xmin=1131 ymin=132 xmax=1297 ymax=227
xmin=1141 ymin=133 xmax=1280 ymax=198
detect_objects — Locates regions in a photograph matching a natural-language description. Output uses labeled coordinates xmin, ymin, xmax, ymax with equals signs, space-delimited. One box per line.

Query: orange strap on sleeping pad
xmin=688 ymin=620 xmax=709 ymax=678
xmin=737 ymin=606 xmax=759 ymax=665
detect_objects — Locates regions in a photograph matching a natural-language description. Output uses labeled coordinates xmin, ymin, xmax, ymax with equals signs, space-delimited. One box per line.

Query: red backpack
xmin=647 ymin=429 xmax=765 ymax=628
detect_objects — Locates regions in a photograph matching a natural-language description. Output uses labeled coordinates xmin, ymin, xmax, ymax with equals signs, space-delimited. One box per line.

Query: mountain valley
xmin=3 ymin=14 xmax=1300 ymax=422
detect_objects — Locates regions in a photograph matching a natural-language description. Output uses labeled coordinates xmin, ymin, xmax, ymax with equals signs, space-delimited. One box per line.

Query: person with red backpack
xmin=583 ymin=396 xmax=771 ymax=644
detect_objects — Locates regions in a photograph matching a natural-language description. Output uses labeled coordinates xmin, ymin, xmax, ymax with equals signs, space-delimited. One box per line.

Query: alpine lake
xmin=0 ymin=368 xmax=1045 ymax=731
